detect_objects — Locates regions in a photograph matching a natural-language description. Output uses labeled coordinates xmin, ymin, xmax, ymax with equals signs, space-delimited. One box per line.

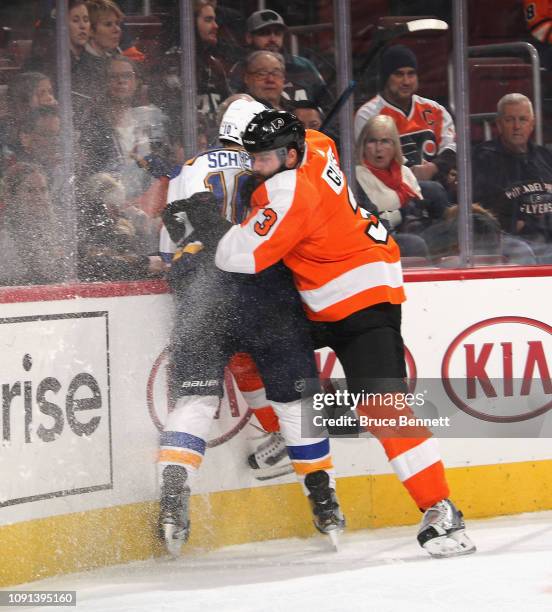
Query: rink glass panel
xmin=0 ymin=0 xmax=550 ymax=288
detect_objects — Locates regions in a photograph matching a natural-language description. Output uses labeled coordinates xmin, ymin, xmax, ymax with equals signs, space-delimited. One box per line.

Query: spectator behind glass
xmin=194 ymin=0 xmax=230 ymax=145
xmin=243 ymin=51 xmax=293 ymax=111
xmin=9 ymin=73 xmax=57 ymax=113
xmin=420 ymin=204 xmax=524 ymax=266
xmin=1 ymin=72 xmax=58 ymax=167
xmin=0 ymin=163 xmax=66 ymax=286
xmin=472 ymin=93 xmax=552 ymax=261
xmin=147 ymin=0 xmax=229 ymax=150
xmin=292 ymin=100 xmax=323 ymax=130
xmin=228 ymin=9 xmax=332 ymax=111
xmin=78 ymin=172 xmax=168 ymax=281
xmin=81 ymin=55 xmax=170 ymax=205
xmin=69 ymin=0 xmax=92 ymax=57
xmin=24 ymin=2 xmax=102 ymax=122
xmin=356 ymin=114 xmax=423 ymax=232
xmin=14 ymin=106 xmax=72 ymax=226
xmin=26 ymin=1 xmax=90 ymax=71
xmin=16 ymin=106 xmax=62 ymax=181
xmin=354 ymin=45 xmax=456 ymax=205
xmin=68 ymin=0 xmax=99 ymax=113
xmin=355 ymin=114 xmax=433 ymax=262
xmin=85 ymin=0 xmax=124 ymax=59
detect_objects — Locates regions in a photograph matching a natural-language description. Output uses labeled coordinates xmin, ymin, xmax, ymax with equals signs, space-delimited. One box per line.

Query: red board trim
xmin=0 ymin=266 xmax=550 ymax=304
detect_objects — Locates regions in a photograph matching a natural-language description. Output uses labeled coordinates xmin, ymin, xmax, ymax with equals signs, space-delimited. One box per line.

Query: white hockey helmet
xmin=219 ymin=98 xmax=267 ymax=146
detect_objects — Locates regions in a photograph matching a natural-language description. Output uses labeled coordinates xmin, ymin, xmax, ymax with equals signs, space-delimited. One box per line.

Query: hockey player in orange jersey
xmin=216 ymin=109 xmax=476 ymax=558
xmin=157 ymin=99 xmax=345 ymax=555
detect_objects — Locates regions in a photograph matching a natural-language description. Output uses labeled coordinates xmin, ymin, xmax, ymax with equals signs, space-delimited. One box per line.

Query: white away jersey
xmin=160 ymin=148 xmax=252 ymax=256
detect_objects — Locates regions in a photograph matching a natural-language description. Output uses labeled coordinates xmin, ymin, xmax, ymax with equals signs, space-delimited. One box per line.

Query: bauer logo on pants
xmin=147 ymin=347 xmax=252 ymax=447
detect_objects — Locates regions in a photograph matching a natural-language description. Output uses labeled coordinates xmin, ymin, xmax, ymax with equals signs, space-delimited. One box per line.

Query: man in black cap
xmin=354 ymin=44 xmax=456 ymax=189
xmin=228 ymin=9 xmax=332 ymax=111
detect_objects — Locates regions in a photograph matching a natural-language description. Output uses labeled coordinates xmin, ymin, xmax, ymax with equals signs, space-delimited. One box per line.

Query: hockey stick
xmin=320 ymin=18 xmax=449 ymax=133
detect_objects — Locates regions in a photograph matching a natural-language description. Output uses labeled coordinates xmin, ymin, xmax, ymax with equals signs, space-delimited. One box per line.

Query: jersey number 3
xmin=348 ymin=190 xmax=389 ymax=244
xmin=254 ymin=208 xmax=278 ymax=236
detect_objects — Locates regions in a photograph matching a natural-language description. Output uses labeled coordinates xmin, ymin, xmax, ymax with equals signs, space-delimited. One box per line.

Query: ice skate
xmin=248 ymin=432 xmax=294 ymax=480
xmin=304 ymin=470 xmax=345 ymax=550
xmin=417 ymin=498 xmax=476 ymax=558
xmin=158 ymin=465 xmax=191 ymax=557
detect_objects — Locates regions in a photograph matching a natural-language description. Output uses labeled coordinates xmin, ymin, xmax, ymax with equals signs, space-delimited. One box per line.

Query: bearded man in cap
xmin=354 ymin=44 xmax=456 ymax=193
xmin=229 ymin=9 xmax=332 ymax=111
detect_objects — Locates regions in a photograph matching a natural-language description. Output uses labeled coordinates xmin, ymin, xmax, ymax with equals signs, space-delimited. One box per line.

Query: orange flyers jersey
xmin=215 ymin=130 xmax=405 ymax=322
xmin=524 ymin=0 xmax=552 ymax=43
xmin=354 ymin=94 xmax=456 ymax=167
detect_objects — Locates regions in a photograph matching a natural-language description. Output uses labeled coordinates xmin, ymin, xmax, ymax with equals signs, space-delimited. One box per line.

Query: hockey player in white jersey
xmin=158 ymin=97 xmax=344 ymax=555
xmin=159 ymin=96 xmax=292 ymax=482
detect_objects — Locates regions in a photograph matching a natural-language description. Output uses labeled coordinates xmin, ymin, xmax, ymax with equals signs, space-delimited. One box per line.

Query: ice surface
xmin=17 ymin=511 xmax=552 ymax=612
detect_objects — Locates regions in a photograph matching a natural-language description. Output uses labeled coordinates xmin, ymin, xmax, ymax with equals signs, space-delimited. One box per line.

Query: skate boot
xmin=248 ymin=432 xmax=293 ymax=480
xmin=417 ymin=498 xmax=476 ymax=558
xmin=305 ymin=470 xmax=345 ymax=550
xmin=158 ymin=465 xmax=191 ymax=557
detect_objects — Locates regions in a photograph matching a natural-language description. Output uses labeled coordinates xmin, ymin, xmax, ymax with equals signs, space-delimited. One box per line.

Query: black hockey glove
xmin=163 ymin=192 xmax=231 ymax=246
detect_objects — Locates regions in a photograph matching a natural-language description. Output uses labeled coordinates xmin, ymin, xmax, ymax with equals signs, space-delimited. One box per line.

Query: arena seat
xmin=122 ymin=15 xmax=163 ymax=65
xmin=501 ymin=234 xmax=537 ymax=265
xmin=470 ymin=60 xmax=533 ymax=111
xmin=437 ymin=254 xmax=510 ymax=267
xmin=467 ymin=0 xmax=528 ymax=46
xmin=469 ymin=59 xmax=533 ymax=142
xmin=0 ymin=65 xmax=19 ymax=85
xmin=401 ymin=256 xmax=433 ymax=268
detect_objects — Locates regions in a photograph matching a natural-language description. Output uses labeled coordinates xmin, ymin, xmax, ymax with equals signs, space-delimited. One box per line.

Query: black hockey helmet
xmin=242 ymin=109 xmax=306 ymax=157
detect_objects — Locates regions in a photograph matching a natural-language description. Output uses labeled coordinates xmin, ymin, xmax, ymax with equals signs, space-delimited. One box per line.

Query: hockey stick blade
xmin=405 ymin=18 xmax=448 ymax=33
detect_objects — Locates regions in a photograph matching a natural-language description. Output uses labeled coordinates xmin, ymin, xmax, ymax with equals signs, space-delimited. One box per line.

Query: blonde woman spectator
xmin=85 ymin=0 xmax=124 ymax=59
xmin=0 ymin=163 xmax=66 ymax=286
xmin=355 ymin=114 xmax=423 ymax=231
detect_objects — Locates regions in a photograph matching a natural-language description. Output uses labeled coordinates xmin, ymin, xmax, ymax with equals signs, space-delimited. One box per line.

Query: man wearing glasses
xmin=230 ymin=10 xmax=332 ymax=112
xmin=242 ymin=50 xmax=294 ymax=111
